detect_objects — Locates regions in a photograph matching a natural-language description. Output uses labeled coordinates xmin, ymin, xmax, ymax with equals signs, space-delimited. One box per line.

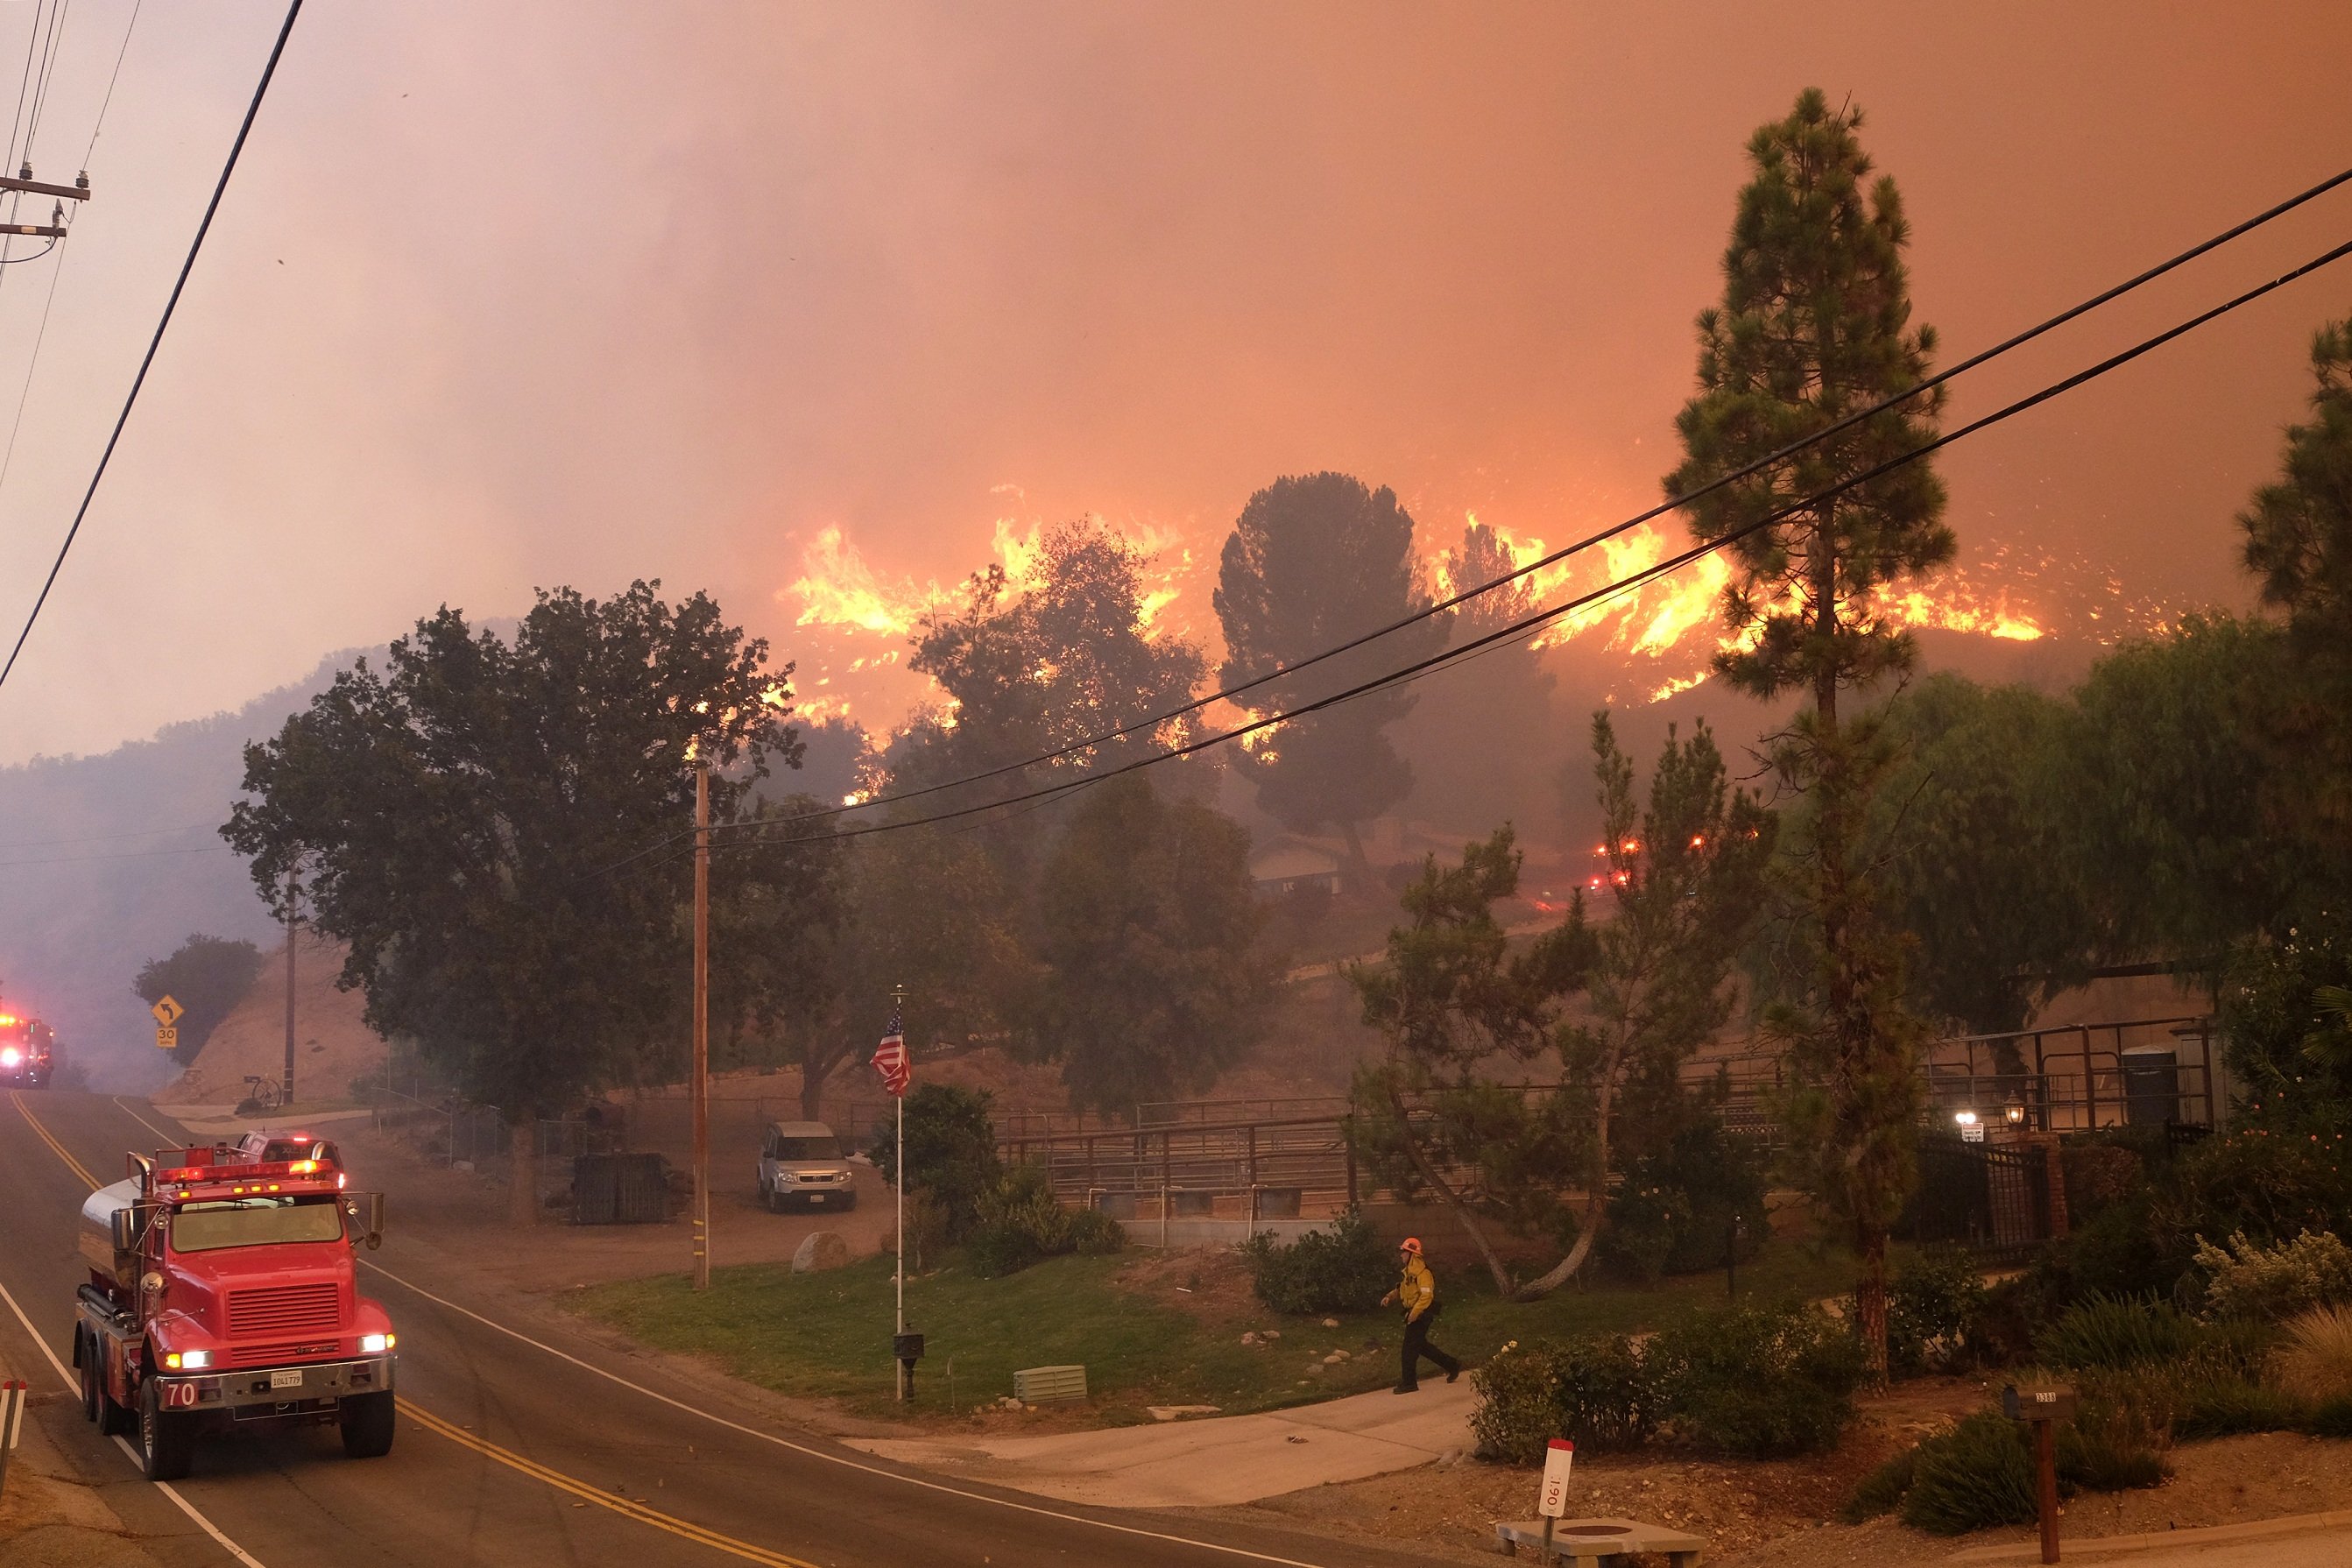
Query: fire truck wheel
xmin=82 ymin=1338 xmax=129 ymax=1436
xmin=139 ymin=1381 xmax=194 ymax=1481
xmin=340 ymin=1389 xmax=396 ymax=1459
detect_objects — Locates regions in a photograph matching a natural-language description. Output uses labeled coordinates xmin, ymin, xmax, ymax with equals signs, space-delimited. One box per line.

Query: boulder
xmin=793 ymin=1230 xmax=851 ymax=1274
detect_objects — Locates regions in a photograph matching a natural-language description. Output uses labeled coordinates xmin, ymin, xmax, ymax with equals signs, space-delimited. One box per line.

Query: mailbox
xmin=2002 ymin=1383 xmax=2078 ymax=1421
xmin=893 ymin=1332 xmax=925 ymax=1364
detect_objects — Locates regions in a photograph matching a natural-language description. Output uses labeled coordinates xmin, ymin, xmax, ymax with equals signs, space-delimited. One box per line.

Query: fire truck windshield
xmin=170 ymin=1197 xmax=345 ymax=1254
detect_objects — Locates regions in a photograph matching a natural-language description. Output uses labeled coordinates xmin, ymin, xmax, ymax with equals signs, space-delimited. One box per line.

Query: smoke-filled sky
xmin=0 ymin=0 xmax=2347 ymax=765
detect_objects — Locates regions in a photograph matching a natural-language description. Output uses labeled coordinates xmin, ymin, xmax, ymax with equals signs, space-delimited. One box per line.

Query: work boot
xmin=1392 ymin=1383 xmax=1418 ymax=1395
xmin=1445 ymin=1368 xmax=1459 ymax=1383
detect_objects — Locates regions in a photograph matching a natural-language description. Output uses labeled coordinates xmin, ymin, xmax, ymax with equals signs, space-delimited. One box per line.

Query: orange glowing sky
xmin=0 ymin=2 xmax=2344 ymax=762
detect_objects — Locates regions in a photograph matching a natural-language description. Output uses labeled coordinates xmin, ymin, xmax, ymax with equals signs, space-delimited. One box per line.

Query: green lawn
xmin=565 ymin=1237 xmax=1872 ymax=1425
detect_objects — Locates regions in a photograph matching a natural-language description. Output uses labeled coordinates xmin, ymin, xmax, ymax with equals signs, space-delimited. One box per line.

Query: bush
xmin=1840 ymin=1447 xmax=1915 ymax=1522
xmin=964 ymin=1165 xmax=1123 ymax=1276
xmin=1901 ymin=1412 xmax=2038 ymax=1535
xmin=1888 ymin=1247 xmax=1992 ymax=1375
xmin=2037 ymin=1293 xmax=2200 ymax=1370
xmin=2307 ymin=1395 xmax=2352 ymax=1438
xmin=2276 ymin=1303 xmax=2352 ymax=1405
xmin=1240 ymin=1210 xmax=1392 ymax=1316
xmin=1649 ymin=1300 xmax=1866 ymax=1458
xmin=2193 ymin=1230 xmax=2352 ymax=1322
xmin=872 ymin=1084 xmax=1002 ymax=1241
xmin=1857 ymin=1402 xmax=2166 ymax=1531
xmin=1470 ymin=1334 xmax=1660 ymax=1462
xmin=2064 ymin=1141 xmax=2148 ymax=1221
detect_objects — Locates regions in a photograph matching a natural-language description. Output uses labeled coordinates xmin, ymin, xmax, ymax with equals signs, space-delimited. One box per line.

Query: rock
xmin=1305 ymin=1363 xmax=1325 ymax=1376
xmin=1261 ymin=1328 xmax=1281 ymax=1339
xmin=451 ymin=1160 xmax=475 ymax=1174
xmin=1147 ymin=1404 xmax=1221 ymax=1422
xmin=792 ymin=1231 xmax=851 ymax=1274
xmin=1240 ymin=1331 xmax=1260 ymax=1346
xmin=1321 ymin=1351 xmax=1348 ymax=1365
xmin=1321 ymin=1317 xmax=1340 ymax=1328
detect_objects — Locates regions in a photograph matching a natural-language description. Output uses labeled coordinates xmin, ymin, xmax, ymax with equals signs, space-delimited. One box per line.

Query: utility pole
xmin=893 ymin=981 xmax=908 ymax=1401
xmin=283 ymin=866 xmax=298 ymax=1108
xmin=691 ymin=758 xmax=711 ymax=1292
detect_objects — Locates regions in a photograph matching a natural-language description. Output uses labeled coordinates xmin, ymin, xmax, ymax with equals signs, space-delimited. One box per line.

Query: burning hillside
xmin=773 ymin=512 xmax=2173 ymax=737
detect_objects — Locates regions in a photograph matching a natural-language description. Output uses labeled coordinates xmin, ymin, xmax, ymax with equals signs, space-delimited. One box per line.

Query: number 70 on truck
xmin=74 ymin=1143 xmax=399 ymax=1480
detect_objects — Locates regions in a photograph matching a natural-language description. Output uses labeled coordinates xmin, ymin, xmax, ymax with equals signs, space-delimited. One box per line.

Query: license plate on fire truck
xmin=270 ymin=1369 xmax=304 ymax=1390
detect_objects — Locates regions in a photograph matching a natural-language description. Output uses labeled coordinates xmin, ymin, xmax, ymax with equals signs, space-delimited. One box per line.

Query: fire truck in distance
xmin=0 ymin=1006 xmax=57 ymax=1087
xmin=74 ymin=1143 xmax=397 ymax=1480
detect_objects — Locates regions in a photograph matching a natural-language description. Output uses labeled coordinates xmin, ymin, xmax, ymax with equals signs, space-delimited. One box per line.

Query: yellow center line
xmin=396 ymin=1398 xmax=821 ymax=1568
xmin=11 ymin=1090 xmax=817 ymax=1568
xmin=11 ymin=1089 xmax=102 ymax=1189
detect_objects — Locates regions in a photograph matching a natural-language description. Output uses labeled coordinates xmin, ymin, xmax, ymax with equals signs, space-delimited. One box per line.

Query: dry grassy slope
xmin=155 ymin=929 xmax=389 ymax=1106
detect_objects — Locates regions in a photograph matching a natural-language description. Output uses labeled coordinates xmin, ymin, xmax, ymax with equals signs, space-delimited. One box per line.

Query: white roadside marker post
xmin=0 ymin=1378 xmax=26 ymax=1501
xmin=1537 ymin=1437 xmax=1573 ymax=1557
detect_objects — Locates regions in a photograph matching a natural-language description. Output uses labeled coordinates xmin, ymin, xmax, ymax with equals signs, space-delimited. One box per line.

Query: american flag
xmin=871 ymin=1003 xmax=910 ymax=1098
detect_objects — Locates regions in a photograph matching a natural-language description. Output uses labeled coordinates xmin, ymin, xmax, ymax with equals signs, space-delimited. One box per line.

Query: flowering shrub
xmin=2193 ymin=1229 xmax=2352 ymax=1322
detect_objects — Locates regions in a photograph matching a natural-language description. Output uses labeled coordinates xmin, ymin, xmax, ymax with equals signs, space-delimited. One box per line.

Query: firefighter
xmin=1380 ymin=1236 xmax=1460 ymax=1393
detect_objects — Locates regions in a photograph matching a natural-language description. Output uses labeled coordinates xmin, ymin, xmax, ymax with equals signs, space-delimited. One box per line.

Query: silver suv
xmin=756 ymin=1121 xmax=857 ymax=1212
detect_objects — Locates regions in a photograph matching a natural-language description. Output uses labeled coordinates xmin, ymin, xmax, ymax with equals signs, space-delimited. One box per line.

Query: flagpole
xmin=893 ymin=981 xmax=908 ymax=1402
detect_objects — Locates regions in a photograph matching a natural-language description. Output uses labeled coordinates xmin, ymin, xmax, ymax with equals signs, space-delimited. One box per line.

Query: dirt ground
xmin=338 ymin=1117 xmax=893 ymax=1295
xmin=1227 ymin=1388 xmax=2352 ymax=1567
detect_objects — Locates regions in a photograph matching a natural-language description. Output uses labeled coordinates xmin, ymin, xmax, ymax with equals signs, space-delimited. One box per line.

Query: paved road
xmin=1 ymin=1090 xmax=1444 ymax=1568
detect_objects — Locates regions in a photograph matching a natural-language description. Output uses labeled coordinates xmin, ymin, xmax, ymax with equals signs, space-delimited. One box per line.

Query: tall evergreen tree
xmin=1215 ymin=472 xmax=1445 ymax=881
xmin=1663 ymin=88 xmax=1951 ymax=1376
xmin=2239 ymin=307 xmax=2352 ymax=857
xmin=1401 ymin=520 xmax=1562 ymax=837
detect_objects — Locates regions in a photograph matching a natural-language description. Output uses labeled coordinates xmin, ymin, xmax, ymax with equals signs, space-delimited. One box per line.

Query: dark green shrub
xmin=2173 ymin=1374 xmax=2306 ymax=1438
xmin=1649 ymin=1300 xmax=1866 ymax=1458
xmin=1240 ymin=1210 xmax=1392 ymax=1315
xmin=965 ymin=1166 xmax=1123 ymax=1275
xmin=2306 ymin=1395 xmax=2352 ymax=1437
xmin=2036 ymin=1293 xmax=2199 ymax=1370
xmin=1840 ymin=1447 xmax=1916 ymax=1522
xmin=1888 ymin=1247 xmax=1993 ymax=1375
xmin=1470 ymin=1334 xmax=1660 ymax=1462
xmin=871 ymin=1084 xmax=1002 ymax=1240
xmin=1861 ymin=1403 xmax=2165 ymax=1529
xmin=1065 ymin=1205 xmax=1128 ymax=1256
xmin=1901 ymin=1412 xmax=2038 ymax=1535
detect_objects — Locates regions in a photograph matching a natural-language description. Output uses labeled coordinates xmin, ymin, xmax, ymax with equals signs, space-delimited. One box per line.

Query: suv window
xmin=773 ymin=1136 xmax=841 ymax=1161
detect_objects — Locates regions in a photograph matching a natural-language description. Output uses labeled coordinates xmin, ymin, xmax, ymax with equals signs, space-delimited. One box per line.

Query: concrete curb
xmin=1948 ymin=1508 xmax=2352 ymax=1562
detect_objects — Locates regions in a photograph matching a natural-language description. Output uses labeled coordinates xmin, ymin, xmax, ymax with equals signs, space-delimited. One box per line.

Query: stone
xmin=1261 ymin=1328 xmax=1280 ymax=1339
xmin=1321 ymin=1317 xmax=1341 ymax=1328
xmin=792 ymin=1230 xmax=851 ymax=1274
xmin=1146 ymin=1404 xmax=1220 ymax=1422
xmin=1321 ymin=1351 xmax=1349 ymax=1365
xmin=1240 ymin=1331 xmax=1260 ymax=1346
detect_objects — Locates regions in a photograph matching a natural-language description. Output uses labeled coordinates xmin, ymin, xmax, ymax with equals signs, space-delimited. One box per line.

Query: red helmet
xmin=1399 ymin=1237 xmax=1423 ymax=1255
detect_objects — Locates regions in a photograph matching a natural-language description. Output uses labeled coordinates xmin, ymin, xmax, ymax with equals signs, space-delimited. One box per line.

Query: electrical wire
xmin=0 ymin=222 xmax=70 ymax=495
xmin=594 ymin=227 xmax=2352 ymax=870
xmin=81 ymin=0 xmax=135 ymax=166
xmin=693 ymin=161 xmax=2352 ymax=846
xmin=0 ymin=0 xmax=303 ymax=693
xmin=20 ymin=0 xmax=69 ymax=166
xmin=4 ymin=2 xmax=47 ymax=179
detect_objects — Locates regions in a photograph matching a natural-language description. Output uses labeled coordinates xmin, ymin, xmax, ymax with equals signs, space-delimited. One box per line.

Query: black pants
xmin=1399 ymin=1303 xmax=1459 ymax=1389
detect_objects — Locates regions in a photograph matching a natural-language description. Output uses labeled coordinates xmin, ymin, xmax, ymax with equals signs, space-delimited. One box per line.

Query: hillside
xmin=157 ymin=930 xmax=392 ymax=1109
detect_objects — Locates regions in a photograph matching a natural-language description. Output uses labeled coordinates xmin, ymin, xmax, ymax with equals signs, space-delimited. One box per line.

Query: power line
xmin=707 ymin=161 xmax=2352 ymax=844
xmin=81 ymin=0 xmax=136 ymax=166
xmin=625 ymin=228 xmax=2352 ymax=866
xmin=0 ymin=843 xmax=222 ymax=870
xmin=0 ymin=0 xmax=302 ymax=693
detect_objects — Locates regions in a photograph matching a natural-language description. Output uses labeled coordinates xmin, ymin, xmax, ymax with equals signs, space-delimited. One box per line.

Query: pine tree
xmin=1663 ymin=88 xmax=1952 ymax=1378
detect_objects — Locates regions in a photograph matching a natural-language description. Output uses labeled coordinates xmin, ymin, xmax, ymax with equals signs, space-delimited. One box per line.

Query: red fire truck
xmin=0 ymin=1006 xmax=56 ymax=1087
xmin=74 ymin=1144 xmax=398 ymax=1480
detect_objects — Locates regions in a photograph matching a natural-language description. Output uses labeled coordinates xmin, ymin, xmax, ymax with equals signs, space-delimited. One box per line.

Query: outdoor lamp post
xmin=2005 ymin=1094 xmax=2027 ymax=1127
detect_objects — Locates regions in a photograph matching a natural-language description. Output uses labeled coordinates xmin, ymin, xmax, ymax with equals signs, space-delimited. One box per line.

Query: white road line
xmin=0 ymin=1267 xmax=269 ymax=1568
xmin=120 ymin=1093 xmax=1336 ymax=1566
xmin=362 ymin=1259 xmax=1334 ymax=1566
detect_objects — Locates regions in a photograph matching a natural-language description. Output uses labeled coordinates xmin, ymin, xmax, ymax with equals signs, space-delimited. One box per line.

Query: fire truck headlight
xmin=0 ymin=1046 xmax=19 ymax=1068
xmin=360 ymin=1332 xmax=392 ymax=1354
xmin=183 ymin=1350 xmax=211 ymax=1370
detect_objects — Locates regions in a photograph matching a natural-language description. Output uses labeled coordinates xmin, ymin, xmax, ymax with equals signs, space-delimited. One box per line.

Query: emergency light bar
xmin=152 ymin=1156 xmax=344 ymax=1197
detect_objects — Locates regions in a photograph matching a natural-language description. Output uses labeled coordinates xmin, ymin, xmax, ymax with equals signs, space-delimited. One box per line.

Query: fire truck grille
xmin=227 ymin=1283 xmax=341 ymax=1338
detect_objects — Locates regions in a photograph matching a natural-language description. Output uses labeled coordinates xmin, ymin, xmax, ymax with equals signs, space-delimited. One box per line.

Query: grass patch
xmin=568 ymin=1237 xmax=1871 ymax=1423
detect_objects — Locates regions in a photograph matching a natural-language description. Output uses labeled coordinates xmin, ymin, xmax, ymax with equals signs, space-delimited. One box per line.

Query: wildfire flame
xmin=779 ymin=509 xmax=2170 ymax=732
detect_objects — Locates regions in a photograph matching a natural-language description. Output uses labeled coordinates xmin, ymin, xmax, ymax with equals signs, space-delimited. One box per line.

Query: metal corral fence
xmin=1900 ymin=1134 xmax=2058 ymax=1258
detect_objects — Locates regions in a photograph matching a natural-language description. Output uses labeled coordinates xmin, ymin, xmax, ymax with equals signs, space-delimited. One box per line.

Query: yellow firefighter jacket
xmin=1397 ymin=1255 xmax=1436 ymax=1321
